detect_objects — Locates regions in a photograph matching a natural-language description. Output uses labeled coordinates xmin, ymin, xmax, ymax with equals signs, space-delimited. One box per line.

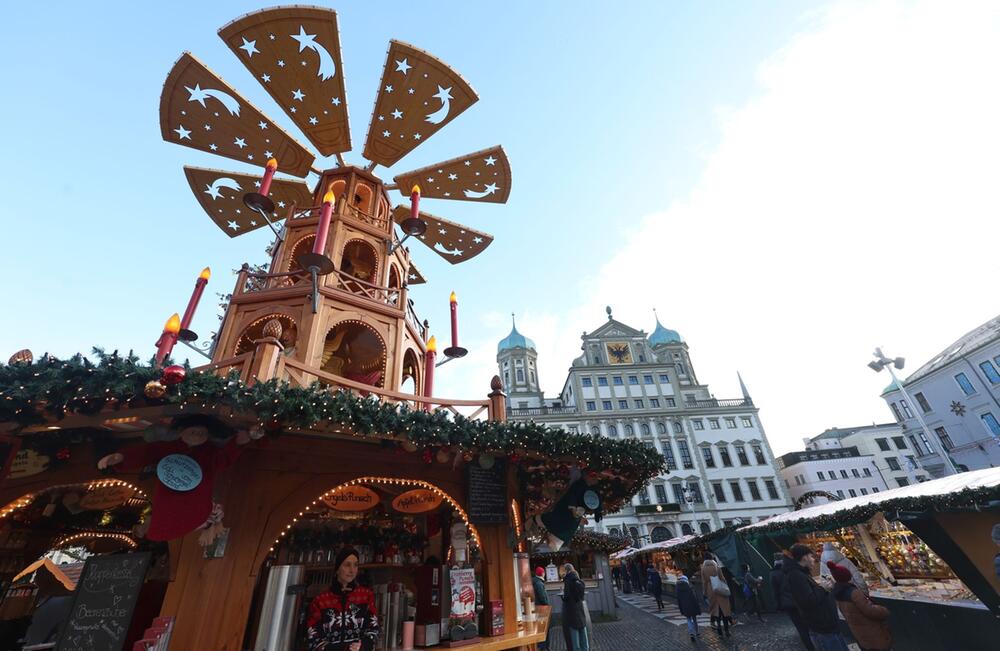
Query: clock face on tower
xmin=606 ymin=343 xmax=632 ymax=364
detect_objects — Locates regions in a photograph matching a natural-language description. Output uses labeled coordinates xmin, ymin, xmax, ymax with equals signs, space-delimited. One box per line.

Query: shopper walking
xmin=772 ymin=553 xmax=815 ymax=651
xmin=740 ymin=562 xmax=765 ymax=622
xmin=700 ymin=558 xmax=732 ymax=638
xmin=561 ymin=563 xmax=590 ymax=651
xmin=828 ymin=562 xmax=892 ymax=651
xmin=646 ymin=565 xmax=664 ymax=611
xmin=676 ymin=575 xmax=702 ymax=642
xmin=784 ymin=544 xmax=849 ymax=651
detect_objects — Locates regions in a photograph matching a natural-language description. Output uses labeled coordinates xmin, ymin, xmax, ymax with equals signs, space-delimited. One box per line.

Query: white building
xmin=498 ymin=308 xmax=791 ymax=545
xmin=881 ymin=314 xmax=1000 ymax=476
xmin=807 ymin=423 xmax=931 ymax=488
xmin=777 ymin=446 xmax=889 ymax=506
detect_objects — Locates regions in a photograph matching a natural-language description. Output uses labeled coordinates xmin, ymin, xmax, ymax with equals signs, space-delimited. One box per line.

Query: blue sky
xmin=5 ymin=1 xmax=1000 ymax=454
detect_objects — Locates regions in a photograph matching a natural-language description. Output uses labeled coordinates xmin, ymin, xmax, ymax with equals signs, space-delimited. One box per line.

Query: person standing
xmin=772 ymin=553 xmax=815 ymax=651
xmin=533 ymin=567 xmax=551 ymax=651
xmin=784 ymin=544 xmax=848 ymax=651
xmin=828 ymin=562 xmax=892 ymax=651
xmin=700 ymin=558 xmax=732 ymax=638
xmin=561 ymin=563 xmax=590 ymax=651
xmin=646 ymin=565 xmax=664 ymax=610
xmin=740 ymin=563 xmax=765 ymax=622
xmin=612 ymin=564 xmax=622 ymax=591
xmin=306 ymin=547 xmax=380 ymax=651
xmin=676 ymin=575 xmax=702 ymax=642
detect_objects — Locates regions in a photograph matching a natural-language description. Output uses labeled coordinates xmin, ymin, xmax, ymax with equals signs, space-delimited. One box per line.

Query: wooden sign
xmin=322 ymin=485 xmax=380 ymax=511
xmin=466 ymin=459 xmax=507 ymax=525
xmin=8 ymin=449 xmax=50 ymax=479
xmin=56 ymin=552 xmax=151 ymax=651
xmin=80 ymin=484 xmax=137 ymax=511
xmin=392 ymin=489 xmax=443 ymax=514
xmin=156 ymin=454 xmax=202 ymax=492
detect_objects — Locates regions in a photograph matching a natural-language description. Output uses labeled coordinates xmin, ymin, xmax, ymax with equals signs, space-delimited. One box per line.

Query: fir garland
xmin=0 ymin=350 xmax=667 ymax=492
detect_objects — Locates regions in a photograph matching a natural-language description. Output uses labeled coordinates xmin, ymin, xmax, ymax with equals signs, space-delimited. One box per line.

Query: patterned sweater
xmin=306 ymin=585 xmax=380 ymax=651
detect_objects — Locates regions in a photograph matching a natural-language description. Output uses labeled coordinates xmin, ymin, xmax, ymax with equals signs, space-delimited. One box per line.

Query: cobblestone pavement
xmin=547 ymin=591 xmax=843 ymax=651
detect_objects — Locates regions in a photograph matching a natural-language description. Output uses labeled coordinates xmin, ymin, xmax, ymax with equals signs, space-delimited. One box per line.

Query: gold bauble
xmin=144 ymin=380 xmax=167 ymax=399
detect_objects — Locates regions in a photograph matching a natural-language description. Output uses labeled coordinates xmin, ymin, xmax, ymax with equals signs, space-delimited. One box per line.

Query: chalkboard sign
xmin=56 ymin=552 xmax=151 ymax=651
xmin=466 ymin=459 xmax=507 ymax=524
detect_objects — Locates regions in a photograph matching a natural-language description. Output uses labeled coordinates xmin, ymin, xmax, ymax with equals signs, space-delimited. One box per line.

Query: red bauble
xmin=161 ymin=365 xmax=187 ymax=386
xmin=422 ymin=449 xmax=434 ymax=464
xmin=509 ymin=452 xmax=521 ymax=463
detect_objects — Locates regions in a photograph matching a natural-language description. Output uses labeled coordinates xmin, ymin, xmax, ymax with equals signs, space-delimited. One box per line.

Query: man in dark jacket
xmin=561 ymin=564 xmax=589 ymax=651
xmin=771 ymin=553 xmax=815 ymax=651
xmin=533 ymin=567 xmax=550 ymax=651
xmin=784 ymin=545 xmax=849 ymax=651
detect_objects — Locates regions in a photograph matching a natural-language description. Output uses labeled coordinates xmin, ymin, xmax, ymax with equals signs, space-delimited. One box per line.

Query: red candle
xmin=449 ymin=291 xmax=459 ymax=349
xmin=312 ymin=189 xmax=336 ymax=256
xmin=260 ymin=157 xmax=278 ymax=196
xmin=154 ymin=314 xmax=181 ymax=365
xmin=410 ymin=184 xmax=421 ymax=221
xmin=423 ymin=336 xmax=437 ymax=410
xmin=179 ymin=267 xmax=211 ymax=332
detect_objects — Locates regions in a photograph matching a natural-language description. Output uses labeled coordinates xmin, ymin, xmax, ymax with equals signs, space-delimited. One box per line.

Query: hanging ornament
xmin=422 ymin=448 xmax=434 ymax=464
xmin=478 ymin=453 xmax=495 ymax=469
xmin=509 ymin=452 xmax=521 ymax=464
xmin=7 ymin=349 xmax=33 ymax=365
xmin=249 ymin=425 xmax=266 ymax=440
xmin=161 ymin=365 xmax=187 ymax=386
xmin=462 ymin=451 xmax=474 ymax=463
xmin=144 ymin=380 xmax=167 ymax=399
xmin=401 ymin=441 xmax=419 ymax=453
xmin=436 ymin=448 xmax=450 ymax=464
xmin=99 ymin=511 xmax=114 ymax=526
xmin=56 ymin=447 xmax=70 ymax=461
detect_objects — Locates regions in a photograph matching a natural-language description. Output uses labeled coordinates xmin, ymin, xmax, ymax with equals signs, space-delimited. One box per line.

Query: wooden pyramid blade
xmin=391 ymin=206 xmax=492 ymax=264
xmin=219 ymin=7 xmax=351 ymax=156
xmin=363 ymin=41 xmax=478 ymax=168
xmin=183 ymin=166 xmax=313 ymax=237
xmin=406 ymin=259 xmax=427 ymax=285
xmin=160 ymin=52 xmax=316 ymax=177
xmin=393 ymin=146 xmax=511 ymax=204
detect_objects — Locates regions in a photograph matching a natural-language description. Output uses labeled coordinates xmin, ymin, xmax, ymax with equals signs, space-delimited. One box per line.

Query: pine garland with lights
xmin=0 ymin=351 xmax=667 ymax=498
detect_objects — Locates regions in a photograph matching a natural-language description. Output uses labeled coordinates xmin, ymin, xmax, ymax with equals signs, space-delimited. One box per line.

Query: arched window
xmin=641 ymin=424 xmax=650 ymax=436
xmin=400 ymin=348 xmax=420 ymax=395
xmin=650 ymin=525 xmax=673 ymax=543
xmin=625 ymin=425 xmax=634 ymax=436
xmin=341 ymin=239 xmax=378 ymax=284
xmin=352 ymin=181 xmax=375 ymax=214
xmin=681 ymin=523 xmax=694 ymax=536
xmin=657 ymin=422 xmax=667 ymax=435
xmin=387 ymin=265 xmax=402 ymax=307
xmin=235 ymin=314 xmax=297 ymax=355
xmin=673 ymin=421 xmax=683 ymax=434
xmin=591 ymin=426 xmax=600 ymax=436
xmin=699 ymin=522 xmax=711 ymax=535
xmin=287 ymin=234 xmax=317 ymax=271
xmin=321 ymin=320 xmax=386 ymax=387
xmin=608 ymin=528 xmax=621 ymax=537
xmin=608 ymin=425 xmax=618 ymax=437
xmin=628 ymin=527 xmax=640 ymax=543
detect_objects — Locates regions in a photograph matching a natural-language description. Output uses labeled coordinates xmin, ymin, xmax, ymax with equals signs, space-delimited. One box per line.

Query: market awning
xmin=740 ymin=466 xmax=1000 ymax=535
xmin=610 ymin=547 xmax=640 ymax=560
xmin=636 ymin=535 xmax=697 ymax=553
xmin=13 ymin=558 xmax=79 ymax=591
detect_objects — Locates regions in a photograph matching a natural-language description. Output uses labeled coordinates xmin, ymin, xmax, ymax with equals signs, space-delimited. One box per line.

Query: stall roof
xmin=13 ymin=558 xmax=79 ymax=591
xmin=741 ymin=466 xmax=1000 ymax=535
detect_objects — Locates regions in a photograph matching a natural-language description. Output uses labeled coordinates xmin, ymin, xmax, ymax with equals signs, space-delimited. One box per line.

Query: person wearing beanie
xmin=820 ymin=542 xmax=868 ymax=594
xmin=828 ymin=562 xmax=891 ymax=651
xmin=783 ymin=544 xmax=848 ymax=651
xmin=533 ymin=567 xmax=550 ymax=606
xmin=675 ymin=575 xmax=702 ymax=642
xmin=306 ymin=547 xmax=380 ymax=651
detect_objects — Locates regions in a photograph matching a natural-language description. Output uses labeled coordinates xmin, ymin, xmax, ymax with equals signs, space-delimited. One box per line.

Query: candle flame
xmin=450 ymin=291 xmax=457 ymax=303
xmin=266 ymin=157 xmax=278 ymax=170
xmin=323 ymin=190 xmax=335 ymax=205
xmin=199 ymin=267 xmax=211 ymax=280
xmin=427 ymin=336 xmax=437 ymax=352
xmin=163 ymin=314 xmax=181 ymax=335
xmin=411 ymin=184 xmax=421 ymax=195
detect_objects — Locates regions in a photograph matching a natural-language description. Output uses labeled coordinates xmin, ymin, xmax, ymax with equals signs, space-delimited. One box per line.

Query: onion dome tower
xmin=497 ymin=314 xmax=542 ymax=406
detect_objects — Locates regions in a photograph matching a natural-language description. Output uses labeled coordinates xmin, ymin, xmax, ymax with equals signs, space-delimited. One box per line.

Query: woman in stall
xmin=306 ymin=548 xmax=380 ymax=651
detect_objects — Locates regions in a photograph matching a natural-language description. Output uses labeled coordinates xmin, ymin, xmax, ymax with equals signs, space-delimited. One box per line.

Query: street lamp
xmin=868 ymin=347 xmax=960 ymax=476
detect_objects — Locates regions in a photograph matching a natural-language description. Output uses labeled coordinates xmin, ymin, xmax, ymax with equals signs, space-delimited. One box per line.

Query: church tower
xmin=648 ymin=310 xmax=698 ymax=385
xmin=496 ymin=315 xmax=543 ymax=408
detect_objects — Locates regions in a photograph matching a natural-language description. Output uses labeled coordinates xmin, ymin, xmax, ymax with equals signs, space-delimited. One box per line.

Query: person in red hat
xmin=533 ymin=567 xmax=550 ymax=606
xmin=827 ymin=561 xmax=892 ymax=651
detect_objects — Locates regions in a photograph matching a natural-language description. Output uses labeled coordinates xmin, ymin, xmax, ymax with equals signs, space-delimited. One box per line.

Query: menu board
xmin=56 ymin=552 xmax=151 ymax=651
xmin=466 ymin=459 xmax=507 ymax=524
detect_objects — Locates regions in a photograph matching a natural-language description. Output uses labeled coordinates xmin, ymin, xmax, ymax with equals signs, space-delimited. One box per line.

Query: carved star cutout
xmin=239 ymin=37 xmax=259 ymax=57
xmin=395 ymin=58 xmax=412 ymax=74
xmin=173 ymin=125 xmax=191 ymax=140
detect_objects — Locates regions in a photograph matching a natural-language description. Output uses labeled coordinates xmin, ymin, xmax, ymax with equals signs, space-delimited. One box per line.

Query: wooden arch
xmin=234 ymin=313 xmax=298 ymax=355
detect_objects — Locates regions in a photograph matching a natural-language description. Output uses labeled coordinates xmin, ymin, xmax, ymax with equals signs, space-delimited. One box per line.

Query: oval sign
xmin=9 ymin=449 xmax=50 ymax=479
xmin=392 ymin=488 xmax=443 ymax=514
xmin=156 ymin=454 xmax=203 ymax=492
xmin=80 ymin=484 xmax=137 ymax=510
xmin=582 ymin=489 xmax=601 ymax=511
xmin=322 ymin=485 xmax=380 ymax=511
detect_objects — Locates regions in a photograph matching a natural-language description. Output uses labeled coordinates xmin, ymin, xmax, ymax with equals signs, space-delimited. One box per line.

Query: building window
xmin=643 ymin=375 xmax=654 ymax=385
xmin=851 ymin=468 xmax=860 ymax=478
xmin=752 ymin=444 xmax=766 ymax=465
xmin=625 ymin=425 xmax=634 ymax=436
xmin=618 ymin=400 xmax=629 ymax=409
xmin=712 ymin=482 xmax=727 ymax=503
xmin=872 ymin=487 xmax=880 ymax=493
xmin=602 ymin=400 xmax=613 ymax=410
xmin=613 ymin=376 xmax=624 ymax=386
xmin=886 ymin=457 xmax=901 ymax=471
xmin=581 ymin=377 xmax=593 ymax=387
xmin=687 ymin=484 xmax=703 ymax=503
xmin=673 ymin=421 xmax=683 ymax=434
xmin=677 ymin=440 xmax=694 ymax=468
xmin=840 ymin=470 xmax=848 ymax=479
xmin=659 ymin=374 xmax=670 ymax=382
xmin=955 ymin=372 xmax=976 ymax=395
xmin=681 ymin=523 xmax=694 ymax=535
xmin=863 ymin=468 xmax=871 ymax=477
xmin=701 ymin=447 xmax=716 ymax=468
xmin=914 ymin=392 xmax=932 ymax=413
xmin=650 ymin=398 xmax=660 ymax=408
xmin=981 ymin=412 xmax=1000 ymax=437
xmin=764 ymin=479 xmax=779 ymax=500
xmin=735 ymin=445 xmax=749 ymax=466
xmin=719 ymin=446 xmax=733 ymax=467
xmin=934 ymin=427 xmax=954 ymax=451
xmin=516 ymin=369 xmax=524 ymax=382
xmin=628 ymin=375 xmax=639 ymax=385
xmin=638 ymin=490 xmax=650 ymax=505
xmin=747 ymin=480 xmax=762 ymax=501
xmin=896 ymin=478 xmax=909 ymax=488
xmin=827 ymin=471 xmax=836 ymax=480
xmin=654 ymin=484 xmax=668 ymax=503
xmin=641 ymin=424 xmax=650 ymax=436
xmin=597 ymin=376 xmax=609 ymax=387
xmin=860 ymin=488 xmax=868 ymax=495
xmin=591 ymin=426 xmax=600 ymax=435
xmin=892 ymin=436 xmax=907 ymax=450
xmin=848 ymin=489 xmax=857 ymax=498
xmin=794 ymin=475 xmax=802 ymax=486
xmin=890 ymin=403 xmax=903 ymax=421
xmin=729 ymin=482 xmax=744 ymax=501
xmin=817 ymin=472 xmax=825 ymax=481
xmin=725 ymin=417 xmax=737 ymax=429
xmin=906 ymin=455 xmax=917 ymax=470
xmin=900 ymin=400 xmax=913 ymax=419
xmin=608 ymin=425 xmax=618 ymax=437
xmin=876 ymin=438 xmax=890 ymax=452
xmin=907 ymin=435 xmax=922 ymax=456
xmin=742 ymin=417 xmax=754 ymax=427
xmin=504 ymin=371 xmax=510 ymax=386
xmin=709 ymin=419 xmax=721 ymax=430
xmin=692 ymin=420 xmax=704 ymax=430
xmin=981 ymin=361 xmax=1000 ymax=384
xmin=585 ymin=401 xmax=596 ymax=411
xmin=671 ymin=483 xmax=685 ymax=503
xmin=665 ymin=397 xmax=676 ymax=407
xmin=662 ymin=444 xmax=677 ymax=470
xmin=657 ymin=422 xmax=667 ymax=434
xmin=635 ymin=399 xmax=644 ymax=409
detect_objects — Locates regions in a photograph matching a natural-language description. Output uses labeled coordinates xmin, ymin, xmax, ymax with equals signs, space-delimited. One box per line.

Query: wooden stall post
xmin=488 ymin=375 xmax=506 ymax=423
xmin=246 ymin=319 xmax=285 ymax=384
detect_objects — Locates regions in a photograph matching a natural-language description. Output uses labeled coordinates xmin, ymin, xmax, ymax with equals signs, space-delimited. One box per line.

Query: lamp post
xmin=868 ymin=347 xmax=960 ymax=476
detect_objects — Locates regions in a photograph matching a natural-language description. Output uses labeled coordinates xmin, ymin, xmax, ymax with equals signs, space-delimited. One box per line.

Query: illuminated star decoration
xmin=239 ymin=37 xmax=260 ymax=57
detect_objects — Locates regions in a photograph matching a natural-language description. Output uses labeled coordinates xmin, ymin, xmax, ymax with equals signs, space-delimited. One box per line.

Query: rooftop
xmin=779 ymin=446 xmax=864 ymax=468
xmin=902 ymin=312 xmax=1000 ymax=385
xmin=497 ymin=315 xmax=536 ymax=353
xmin=810 ymin=423 xmax=899 ymax=442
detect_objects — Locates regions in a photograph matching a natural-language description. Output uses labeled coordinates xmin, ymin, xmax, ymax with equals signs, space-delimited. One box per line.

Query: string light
xmin=0 ymin=479 xmax=148 ymax=521
xmin=53 ymin=531 xmax=138 ymax=550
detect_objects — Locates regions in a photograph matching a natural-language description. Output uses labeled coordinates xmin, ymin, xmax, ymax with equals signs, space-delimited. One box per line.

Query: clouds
xmin=436 ymin=0 xmax=1000 ymax=454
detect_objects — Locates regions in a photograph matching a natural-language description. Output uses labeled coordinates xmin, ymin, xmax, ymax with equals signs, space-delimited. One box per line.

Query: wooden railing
xmin=290 ymin=203 xmax=389 ymax=231
xmin=405 ymin=299 xmax=428 ymax=341
xmin=194 ymin=352 xmax=254 ymax=379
